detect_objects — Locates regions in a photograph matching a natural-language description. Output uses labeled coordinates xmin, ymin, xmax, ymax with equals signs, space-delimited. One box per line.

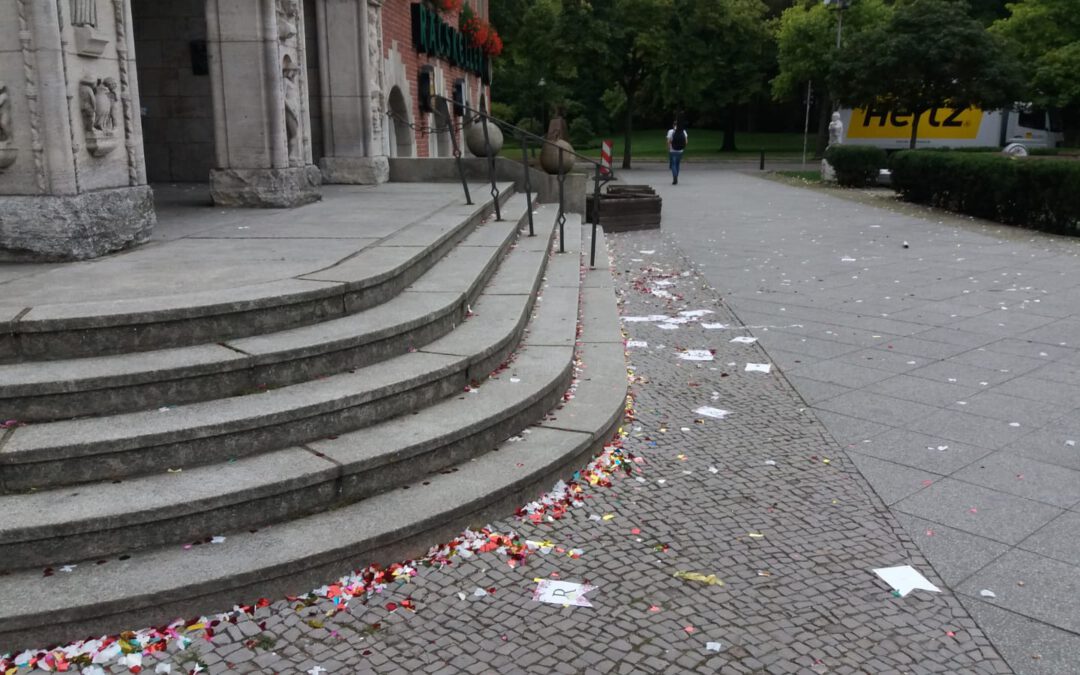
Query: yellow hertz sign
xmin=848 ymin=108 xmax=983 ymax=140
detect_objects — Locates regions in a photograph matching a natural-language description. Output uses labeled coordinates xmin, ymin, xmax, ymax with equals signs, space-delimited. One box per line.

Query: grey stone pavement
xmin=627 ymin=164 xmax=1080 ymax=674
xmin=58 ymin=189 xmax=1016 ymax=672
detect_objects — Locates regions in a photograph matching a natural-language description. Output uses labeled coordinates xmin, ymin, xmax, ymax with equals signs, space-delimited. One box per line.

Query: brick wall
xmin=132 ymin=0 xmax=214 ymax=183
xmin=382 ymin=1 xmax=491 ymax=158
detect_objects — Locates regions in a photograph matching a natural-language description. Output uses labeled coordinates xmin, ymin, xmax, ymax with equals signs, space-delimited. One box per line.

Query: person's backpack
xmin=671 ymin=128 xmax=686 ymax=151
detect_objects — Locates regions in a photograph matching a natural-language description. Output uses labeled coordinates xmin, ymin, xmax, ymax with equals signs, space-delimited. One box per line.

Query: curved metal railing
xmin=431 ymin=95 xmax=614 ymax=268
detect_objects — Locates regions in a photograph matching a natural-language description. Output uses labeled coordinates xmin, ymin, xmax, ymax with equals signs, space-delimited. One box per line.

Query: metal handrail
xmin=432 ymin=95 xmax=613 ymax=268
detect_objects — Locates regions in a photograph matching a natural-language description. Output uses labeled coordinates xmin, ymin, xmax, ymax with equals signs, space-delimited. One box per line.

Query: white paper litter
xmin=679 ymin=309 xmax=714 ymax=318
xmin=706 ymin=642 xmax=724 ymax=652
xmin=872 ymin=565 xmax=941 ymax=596
xmin=679 ymin=350 xmax=714 ymax=361
xmin=533 ymin=580 xmax=596 ymax=607
xmin=980 ymin=589 xmax=997 ymax=598
xmin=701 ymin=323 xmax=727 ymax=330
xmin=626 ymin=340 xmax=648 ymax=348
xmin=623 ymin=315 xmax=669 ymax=323
xmin=731 ymin=336 xmax=758 ymax=344
xmin=745 ymin=363 xmax=772 ymax=373
xmin=695 ymin=406 xmax=731 ymax=419
xmin=657 ymin=323 xmax=680 ymax=330
xmin=640 ymin=250 xmax=655 ymax=254
xmin=1066 ymin=440 xmax=1076 ymax=447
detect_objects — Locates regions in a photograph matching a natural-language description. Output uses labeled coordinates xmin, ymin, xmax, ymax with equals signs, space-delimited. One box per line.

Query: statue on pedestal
xmin=283 ymin=56 xmax=301 ymax=164
xmin=828 ymin=111 xmax=844 ymax=147
xmin=0 ymin=81 xmax=15 ymax=171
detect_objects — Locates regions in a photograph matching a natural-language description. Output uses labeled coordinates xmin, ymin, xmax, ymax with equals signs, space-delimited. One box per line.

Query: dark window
xmin=1017 ymin=109 xmax=1046 ymax=130
xmin=190 ymin=40 xmax=209 ymax=76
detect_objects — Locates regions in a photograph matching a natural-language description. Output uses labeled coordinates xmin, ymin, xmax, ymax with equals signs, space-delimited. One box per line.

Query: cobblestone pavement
xmin=103 ymin=225 xmax=1010 ymax=673
xmin=628 ymin=166 xmax=1080 ymax=675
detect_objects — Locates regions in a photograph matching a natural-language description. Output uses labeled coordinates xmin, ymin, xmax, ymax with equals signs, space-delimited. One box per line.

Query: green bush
xmin=569 ymin=117 xmax=596 ymax=148
xmin=515 ymin=117 xmax=543 ymax=137
xmin=824 ymin=145 xmax=886 ymax=187
xmin=890 ymin=151 xmax=1080 ymax=234
xmin=489 ymin=101 xmax=515 ymax=123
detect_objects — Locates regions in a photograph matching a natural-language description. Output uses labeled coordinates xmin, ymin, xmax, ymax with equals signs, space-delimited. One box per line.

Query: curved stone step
xmin=0 ymin=198 xmax=542 ymax=421
xmin=0 ymin=210 xmax=562 ymax=493
xmin=0 ymin=247 xmax=626 ymax=651
xmin=4 ymin=185 xmax=514 ymax=362
xmin=0 ymin=344 xmax=573 ymax=568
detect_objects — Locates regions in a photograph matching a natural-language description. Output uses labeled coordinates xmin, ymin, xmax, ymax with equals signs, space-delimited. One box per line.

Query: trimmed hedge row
xmin=889 ymin=151 xmax=1080 ymax=234
xmin=824 ymin=145 xmax=886 ymax=187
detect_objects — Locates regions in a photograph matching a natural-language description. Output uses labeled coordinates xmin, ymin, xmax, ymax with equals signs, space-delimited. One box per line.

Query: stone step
xmin=0 ymin=242 xmax=626 ymax=651
xmin=0 ymin=206 xmax=560 ymax=493
xmin=0 ymin=197 xmax=544 ymax=421
xmin=4 ymin=184 xmax=515 ymax=362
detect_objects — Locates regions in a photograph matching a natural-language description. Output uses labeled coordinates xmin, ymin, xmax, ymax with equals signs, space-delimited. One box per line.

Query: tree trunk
xmin=621 ymin=102 xmax=634 ymax=169
xmin=908 ymin=108 xmax=921 ymax=149
xmin=722 ymin=103 xmax=737 ymax=152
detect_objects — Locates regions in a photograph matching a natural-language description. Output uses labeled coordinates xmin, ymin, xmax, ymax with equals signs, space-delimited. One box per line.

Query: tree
xmin=656 ymin=0 xmax=774 ymax=151
xmin=992 ymin=0 xmax=1080 ymax=109
xmin=772 ymin=0 xmax=891 ymax=154
xmin=831 ymin=0 xmax=1022 ymax=149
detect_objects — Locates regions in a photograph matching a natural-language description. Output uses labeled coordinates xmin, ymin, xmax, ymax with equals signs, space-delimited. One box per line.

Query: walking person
xmin=667 ymin=120 xmax=687 ymax=184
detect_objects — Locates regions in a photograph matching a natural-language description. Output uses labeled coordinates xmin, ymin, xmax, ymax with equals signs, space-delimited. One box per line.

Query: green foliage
xmin=992 ymin=0 xmax=1080 ymax=108
xmin=771 ymin=0 xmax=891 ymax=102
xmin=515 ymin=117 xmax=543 ymax=137
xmin=489 ymin=101 xmax=515 ymax=123
xmin=569 ymin=117 xmax=596 ymax=147
xmin=831 ymin=0 xmax=1023 ymax=149
xmin=890 ymin=150 xmax=1080 ymax=233
xmin=824 ymin=145 xmax=886 ymax=187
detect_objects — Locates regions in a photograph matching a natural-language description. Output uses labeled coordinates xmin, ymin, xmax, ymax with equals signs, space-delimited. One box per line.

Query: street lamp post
xmin=824 ymin=0 xmax=852 ymax=113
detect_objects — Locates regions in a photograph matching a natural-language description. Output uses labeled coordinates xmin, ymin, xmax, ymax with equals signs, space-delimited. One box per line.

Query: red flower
xmin=436 ymin=0 xmax=463 ymax=13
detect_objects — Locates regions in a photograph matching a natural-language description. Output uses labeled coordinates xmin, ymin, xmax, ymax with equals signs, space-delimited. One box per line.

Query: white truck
xmin=839 ymin=106 xmax=1064 ymax=152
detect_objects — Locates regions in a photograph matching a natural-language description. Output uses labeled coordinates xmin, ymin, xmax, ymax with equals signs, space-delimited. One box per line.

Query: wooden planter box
xmin=586 ymin=184 xmax=662 ymax=232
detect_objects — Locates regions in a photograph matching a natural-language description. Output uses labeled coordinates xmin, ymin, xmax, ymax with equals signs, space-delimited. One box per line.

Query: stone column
xmin=0 ymin=0 xmax=154 ymax=261
xmin=205 ymin=0 xmax=321 ymax=207
xmin=312 ymin=0 xmax=389 ymax=184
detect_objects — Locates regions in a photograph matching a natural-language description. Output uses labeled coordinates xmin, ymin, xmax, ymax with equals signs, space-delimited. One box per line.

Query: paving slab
xmin=961 ymin=598 xmax=1080 ymax=675
xmin=957 ymin=549 xmax=1080 ymax=634
xmin=894 ymin=513 xmax=1010 ymax=587
xmin=853 ymin=428 xmax=995 ymax=475
xmin=894 ymin=478 xmax=1062 ymax=545
xmin=951 ymin=451 xmax=1080 ymax=508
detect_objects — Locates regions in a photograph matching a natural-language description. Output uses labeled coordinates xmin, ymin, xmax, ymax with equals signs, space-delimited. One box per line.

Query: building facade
xmin=0 ymin=0 xmax=492 ymax=261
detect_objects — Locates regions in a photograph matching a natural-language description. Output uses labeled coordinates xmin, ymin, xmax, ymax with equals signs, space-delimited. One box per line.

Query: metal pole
xmin=802 ymin=80 xmax=812 ymax=168
xmin=759 ymin=150 xmax=765 ymax=171
xmin=480 ymin=114 xmax=501 ymax=221
xmin=556 ymin=146 xmax=566 ymax=254
xmin=590 ymin=164 xmax=601 ymax=269
xmin=520 ymin=133 xmax=534 ymax=237
xmin=446 ymin=107 xmax=472 ymax=205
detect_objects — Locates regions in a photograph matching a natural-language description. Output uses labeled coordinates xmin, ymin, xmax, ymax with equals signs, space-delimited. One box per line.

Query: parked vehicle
xmin=839 ymin=106 xmax=1065 ymax=151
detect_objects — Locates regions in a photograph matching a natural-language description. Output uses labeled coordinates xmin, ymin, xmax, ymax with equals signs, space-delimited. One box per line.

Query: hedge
xmin=824 ymin=145 xmax=886 ymax=187
xmin=889 ymin=151 xmax=1080 ymax=234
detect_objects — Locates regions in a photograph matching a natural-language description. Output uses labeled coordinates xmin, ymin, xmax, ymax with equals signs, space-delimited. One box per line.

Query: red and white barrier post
xmin=600 ymin=139 xmax=613 ymax=176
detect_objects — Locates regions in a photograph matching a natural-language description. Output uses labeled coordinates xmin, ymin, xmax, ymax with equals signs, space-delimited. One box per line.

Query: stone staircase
xmin=0 ymin=186 xmax=627 ymax=650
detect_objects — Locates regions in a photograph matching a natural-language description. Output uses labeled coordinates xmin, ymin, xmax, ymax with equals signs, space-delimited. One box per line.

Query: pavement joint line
xmin=217 ymin=342 xmax=253 ymax=357
xmin=958 ymin=593 xmax=1080 ymax=638
xmin=299 ymin=444 xmax=343 ymax=469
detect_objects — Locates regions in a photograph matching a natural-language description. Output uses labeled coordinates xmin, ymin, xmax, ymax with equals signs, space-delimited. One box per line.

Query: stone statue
xmin=545 ymin=107 xmax=570 ymax=143
xmin=277 ymin=0 xmax=299 ymax=42
xmin=70 ymin=0 xmax=97 ymax=27
xmin=79 ymin=77 xmax=117 ymax=135
xmin=0 ymin=82 xmax=12 ymax=143
xmin=282 ymin=57 xmax=301 ymax=163
xmin=828 ymin=111 xmax=844 ymax=146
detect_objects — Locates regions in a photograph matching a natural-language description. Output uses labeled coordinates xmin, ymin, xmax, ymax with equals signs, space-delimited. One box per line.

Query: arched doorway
xmin=388 ymin=86 xmax=413 ymax=158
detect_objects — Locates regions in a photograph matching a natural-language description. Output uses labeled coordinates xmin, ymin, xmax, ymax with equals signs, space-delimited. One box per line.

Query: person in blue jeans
xmin=667 ymin=121 xmax=687 ymax=184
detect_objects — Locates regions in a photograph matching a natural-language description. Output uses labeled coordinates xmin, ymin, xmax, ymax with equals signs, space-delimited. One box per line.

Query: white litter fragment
xmin=640 ymin=250 xmax=655 ymax=254
xmin=841 ymin=257 xmax=857 ymax=262
xmin=764 ymin=460 xmax=777 ymax=466
xmin=1067 ymin=440 xmax=1077 ymax=447
xmin=1009 ymin=422 xmax=1021 ymax=427
xmin=473 ymin=588 xmax=489 ymax=597
xmin=706 ymin=642 xmax=724 ymax=652
xmin=701 ymin=323 xmax=728 ymax=330
xmin=695 ymin=406 xmax=731 ymax=419
xmin=155 ymin=664 xmax=173 ymax=674
xmin=679 ymin=309 xmax=714 ymax=318
xmin=679 ymin=350 xmax=714 ymax=362
xmin=457 ymin=591 xmax=467 ymax=601
xmin=533 ymin=580 xmax=596 ymax=607
xmin=210 ymin=536 xmax=226 ymax=544
xmin=510 ymin=377 xmax=521 ymax=383
xmin=873 ymin=565 xmax=941 ymax=596
xmin=980 ymin=589 xmax=997 ymax=598
xmin=657 ymin=323 xmax=680 ymax=330
xmin=745 ymin=363 xmax=772 ymax=374
xmin=623 ymin=315 xmax=669 ymax=323
xmin=731 ymin=336 xmax=758 ymax=344
xmin=626 ymin=340 xmax=648 ymax=349
xmin=709 ymin=466 xmax=719 ymax=474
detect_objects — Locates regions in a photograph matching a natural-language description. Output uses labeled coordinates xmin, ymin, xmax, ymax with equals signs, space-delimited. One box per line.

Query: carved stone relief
xmin=0 ymin=81 xmax=16 ymax=171
xmin=79 ymin=77 xmax=119 ymax=157
xmin=283 ymin=56 xmax=301 ymax=164
xmin=70 ymin=0 xmax=97 ymax=27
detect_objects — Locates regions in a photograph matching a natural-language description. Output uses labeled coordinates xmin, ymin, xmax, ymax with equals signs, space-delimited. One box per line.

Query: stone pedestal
xmin=0 ymin=186 xmax=154 ymax=262
xmin=319 ymin=156 xmax=389 ymax=184
xmin=210 ymin=166 xmax=321 ymax=208
xmin=205 ymin=0 xmax=321 ymax=206
xmin=0 ymin=0 xmax=154 ymax=260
